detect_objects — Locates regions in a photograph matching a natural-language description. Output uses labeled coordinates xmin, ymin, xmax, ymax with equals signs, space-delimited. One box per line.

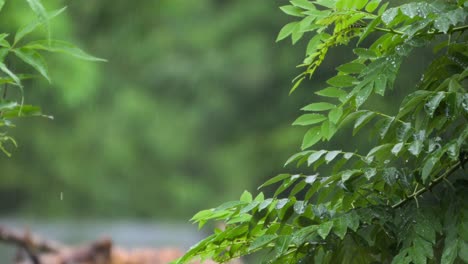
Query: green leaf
xmin=26 ymin=0 xmax=49 ymax=30
xmin=274 ymin=235 xmax=293 ymax=257
xmin=459 ymin=241 xmax=468 ymax=262
xmin=240 ymin=201 xmax=260 ymax=214
xmin=365 ymin=0 xmax=381 ymax=12
xmin=301 ymin=102 xmax=335 ymax=111
xmin=191 ymin=209 xmax=215 ymax=222
xmin=358 ymin=17 xmax=381 ymax=46
xmin=337 ymin=62 xmax=365 ymax=74
xmin=1 ymin=104 xmax=44 ymax=118
xmin=327 ymin=75 xmax=356 ymax=87
xmin=306 ymin=33 xmax=330 ymax=56
xmin=289 ymin=76 xmax=305 ymax=94
xmin=410 ymin=243 xmax=427 ymax=264
xmin=277 ymin=22 xmax=299 ymax=42
xmin=14 ymin=7 xmax=67 ymax=45
xmin=259 ymin=198 xmax=274 ymax=211
xmin=353 ymin=0 xmax=369 ymax=10
xmin=367 ymin=143 xmax=392 ymax=161
xmin=325 ymin=150 xmax=341 ymax=164
xmin=292 ymin=225 xmax=319 ymax=245
xmin=0 ymin=0 xmax=5 ymax=12
xmin=341 ymin=169 xmax=361 ymax=182
xmin=441 ymin=239 xmax=458 ymax=264
xmin=299 ymin=16 xmax=316 ymax=31
xmin=0 ymin=101 xmax=18 ymax=111
xmin=435 ymin=9 xmax=467 ymax=33
xmin=382 ymin=167 xmax=398 ymax=185
xmin=302 ymin=126 xmax=322 ymax=150
xmin=317 ymin=221 xmax=333 ymax=239
xmin=276 ymin=198 xmax=289 ymax=209
xmin=291 ymin=181 xmax=307 ymax=196
xmin=397 ymin=122 xmax=412 ymax=142
xmin=355 ymin=82 xmax=373 ymax=107
xmin=343 ymin=152 xmax=353 ymax=160
xmin=448 ymin=79 xmax=462 ymax=92
xmin=24 ymin=40 xmax=106 ymax=61
xmin=421 ymin=156 xmax=438 ymax=182
xmin=284 ymin=150 xmax=313 ymax=166
xmin=240 ymin=190 xmax=253 ymax=203
xmin=321 ymin=120 xmax=337 ymax=140
xmin=353 ymin=111 xmax=375 ymax=135
xmin=425 ymin=92 xmax=445 ymax=117
xmin=315 ymin=87 xmax=347 ymax=98
xmin=248 ymin=234 xmax=277 ymax=251
xmin=353 ymin=48 xmax=377 ymax=59
xmin=293 ymin=200 xmax=307 ymax=214
xmin=291 ymin=23 xmax=304 ymax=44
xmin=307 ymin=150 xmax=327 ymax=166
xmin=279 ymin=5 xmax=304 ymax=17
xmin=333 ymin=216 xmax=348 ymax=239
xmin=408 ymin=140 xmax=423 ymax=156
xmin=314 ymin=0 xmax=335 ymax=8
xmin=391 ymin=143 xmax=404 ymax=156
xmin=259 ymin=174 xmax=291 ymax=189
xmin=337 ymin=0 xmax=368 ymax=10
xmin=293 ymin=113 xmax=327 ymax=126
xmin=13 ymin=48 xmax=50 ymax=82
xmin=0 ymin=63 xmax=21 ymax=87
xmin=275 ymin=176 xmax=301 ymax=197
xmin=215 ymin=200 xmax=246 ymax=211
xmin=328 ymin=107 xmax=343 ymax=124
xmin=374 ymin=74 xmax=387 ymax=96
xmin=333 ymin=212 xmax=360 ymax=239
xmin=381 ymin=7 xmax=399 ymax=24
xmin=0 ymin=34 xmax=9 ymax=48
xmin=398 ymin=91 xmax=431 ymax=119
xmin=364 ymin=167 xmax=377 ymax=179
xmin=379 ymin=116 xmax=394 ymax=139
xmin=291 ymin=0 xmax=316 ymax=10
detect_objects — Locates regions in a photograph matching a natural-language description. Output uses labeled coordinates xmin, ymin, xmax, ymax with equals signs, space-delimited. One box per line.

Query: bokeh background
xmin=0 ymin=0 xmax=431 ymax=256
xmin=0 ymin=0 xmax=318 ymax=220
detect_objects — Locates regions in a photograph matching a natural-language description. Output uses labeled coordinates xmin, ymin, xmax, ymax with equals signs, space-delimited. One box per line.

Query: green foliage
xmin=0 ymin=0 xmax=103 ymax=156
xmin=180 ymin=0 xmax=468 ymax=263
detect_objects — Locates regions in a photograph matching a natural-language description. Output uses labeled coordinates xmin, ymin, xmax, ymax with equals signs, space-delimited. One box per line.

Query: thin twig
xmin=374 ymin=24 xmax=468 ymax=36
xmin=392 ymin=161 xmax=463 ymax=209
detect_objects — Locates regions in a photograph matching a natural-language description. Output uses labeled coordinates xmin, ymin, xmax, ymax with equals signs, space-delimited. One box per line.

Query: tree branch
xmin=392 ymin=161 xmax=463 ymax=209
xmin=374 ymin=24 xmax=468 ymax=36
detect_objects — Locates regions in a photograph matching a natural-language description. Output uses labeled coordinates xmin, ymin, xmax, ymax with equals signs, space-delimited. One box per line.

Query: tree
xmin=179 ymin=0 xmax=468 ymax=263
xmin=0 ymin=0 xmax=103 ymax=156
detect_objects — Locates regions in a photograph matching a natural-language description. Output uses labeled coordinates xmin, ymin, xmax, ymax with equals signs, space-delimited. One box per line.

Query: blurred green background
xmin=1 ymin=0 xmax=312 ymax=220
xmin=0 ymin=0 xmax=430 ymax=221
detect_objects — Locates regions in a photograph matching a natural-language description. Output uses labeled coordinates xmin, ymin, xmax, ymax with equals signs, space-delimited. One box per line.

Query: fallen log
xmin=0 ymin=225 xmax=241 ymax=264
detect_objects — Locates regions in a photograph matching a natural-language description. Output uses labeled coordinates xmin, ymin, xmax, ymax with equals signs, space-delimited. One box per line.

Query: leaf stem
xmin=449 ymin=25 xmax=468 ymax=34
xmin=374 ymin=24 xmax=468 ymax=36
xmin=374 ymin=27 xmax=405 ymax=35
xmin=391 ymin=161 xmax=463 ymax=209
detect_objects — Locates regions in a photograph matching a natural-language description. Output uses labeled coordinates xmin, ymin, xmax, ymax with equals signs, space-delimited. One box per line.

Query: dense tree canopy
xmin=179 ymin=0 xmax=468 ymax=263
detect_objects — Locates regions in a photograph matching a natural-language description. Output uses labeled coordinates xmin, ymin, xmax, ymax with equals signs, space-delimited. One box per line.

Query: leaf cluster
xmin=0 ymin=0 xmax=104 ymax=156
xmin=179 ymin=0 xmax=468 ymax=263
